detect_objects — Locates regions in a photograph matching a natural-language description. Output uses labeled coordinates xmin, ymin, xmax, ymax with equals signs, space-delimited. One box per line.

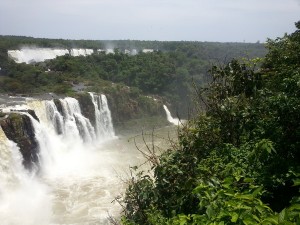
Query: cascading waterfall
xmin=27 ymin=95 xmax=115 ymax=157
xmin=89 ymin=92 xmax=115 ymax=140
xmin=163 ymin=105 xmax=182 ymax=125
xmin=59 ymin=97 xmax=96 ymax=142
xmin=0 ymin=93 xmax=152 ymax=224
xmin=45 ymin=101 xmax=64 ymax=135
xmin=7 ymin=48 xmax=70 ymax=64
xmin=7 ymin=48 xmax=95 ymax=64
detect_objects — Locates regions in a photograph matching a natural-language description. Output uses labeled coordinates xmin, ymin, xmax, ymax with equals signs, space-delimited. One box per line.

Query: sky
xmin=0 ymin=0 xmax=299 ymax=42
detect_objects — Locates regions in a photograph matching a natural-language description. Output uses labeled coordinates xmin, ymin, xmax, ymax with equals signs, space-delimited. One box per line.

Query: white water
xmin=70 ymin=49 xmax=94 ymax=57
xmin=0 ymin=127 xmax=52 ymax=225
xmin=163 ymin=105 xmax=182 ymax=126
xmin=7 ymin=48 xmax=69 ymax=64
xmin=89 ymin=93 xmax=115 ymax=140
xmin=60 ymin=97 xmax=96 ymax=142
xmin=7 ymin=48 xmax=94 ymax=64
xmin=0 ymin=94 xmax=145 ymax=224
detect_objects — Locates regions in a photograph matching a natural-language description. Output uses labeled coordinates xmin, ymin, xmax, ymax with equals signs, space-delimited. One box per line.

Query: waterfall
xmin=28 ymin=95 xmax=115 ymax=145
xmin=8 ymin=48 xmax=94 ymax=64
xmin=8 ymin=48 xmax=69 ymax=64
xmin=59 ymin=97 xmax=96 ymax=142
xmin=0 ymin=94 xmax=123 ymax=223
xmin=89 ymin=92 xmax=115 ymax=140
xmin=163 ymin=105 xmax=181 ymax=126
xmin=45 ymin=100 xmax=64 ymax=135
xmin=0 ymin=127 xmax=24 ymax=187
xmin=0 ymin=127 xmax=52 ymax=225
xmin=70 ymin=48 xmax=94 ymax=56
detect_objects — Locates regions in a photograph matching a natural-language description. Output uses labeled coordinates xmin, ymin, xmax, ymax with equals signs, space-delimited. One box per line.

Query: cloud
xmin=0 ymin=0 xmax=299 ymax=41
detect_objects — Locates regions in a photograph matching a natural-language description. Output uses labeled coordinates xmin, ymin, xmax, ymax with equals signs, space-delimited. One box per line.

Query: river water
xmin=47 ymin=128 xmax=176 ymax=225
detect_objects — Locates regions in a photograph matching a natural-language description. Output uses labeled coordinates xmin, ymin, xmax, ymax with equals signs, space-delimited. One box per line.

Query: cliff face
xmin=0 ymin=113 xmax=39 ymax=170
xmin=107 ymin=93 xmax=165 ymax=122
xmin=76 ymin=93 xmax=96 ymax=128
xmin=53 ymin=98 xmax=64 ymax=116
xmin=104 ymin=86 xmax=167 ymax=133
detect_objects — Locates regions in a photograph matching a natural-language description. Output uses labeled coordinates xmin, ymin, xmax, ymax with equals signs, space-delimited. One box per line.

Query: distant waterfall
xmin=163 ymin=105 xmax=181 ymax=126
xmin=7 ymin=48 xmax=94 ymax=64
xmin=8 ymin=48 xmax=69 ymax=64
xmin=70 ymin=48 xmax=94 ymax=56
xmin=89 ymin=92 xmax=115 ymax=140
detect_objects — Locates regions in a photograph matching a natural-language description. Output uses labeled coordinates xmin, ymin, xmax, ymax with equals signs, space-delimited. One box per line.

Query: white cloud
xmin=0 ymin=0 xmax=299 ymax=41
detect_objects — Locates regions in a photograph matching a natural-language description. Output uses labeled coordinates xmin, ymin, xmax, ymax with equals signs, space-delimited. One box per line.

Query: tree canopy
xmin=120 ymin=21 xmax=300 ymax=225
xmin=0 ymin=37 xmax=266 ymax=117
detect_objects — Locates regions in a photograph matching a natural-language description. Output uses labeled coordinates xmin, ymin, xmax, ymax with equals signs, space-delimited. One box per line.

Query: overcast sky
xmin=0 ymin=0 xmax=299 ymax=42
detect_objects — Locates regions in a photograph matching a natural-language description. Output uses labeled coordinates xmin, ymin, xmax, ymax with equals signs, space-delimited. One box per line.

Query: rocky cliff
xmin=0 ymin=112 xmax=39 ymax=170
xmin=103 ymin=86 xmax=168 ymax=133
xmin=76 ymin=93 xmax=96 ymax=128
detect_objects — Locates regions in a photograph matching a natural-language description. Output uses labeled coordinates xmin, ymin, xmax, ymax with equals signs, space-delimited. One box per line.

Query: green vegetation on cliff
xmin=0 ymin=37 xmax=266 ymax=117
xmin=120 ymin=22 xmax=300 ymax=225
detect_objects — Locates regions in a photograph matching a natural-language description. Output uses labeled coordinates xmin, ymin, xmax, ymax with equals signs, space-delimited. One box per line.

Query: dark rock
xmin=0 ymin=113 xmax=39 ymax=170
xmin=28 ymin=109 xmax=40 ymax=122
xmin=76 ymin=93 xmax=96 ymax=128
xmin=53 ymin=98 xmax=64 ymax=117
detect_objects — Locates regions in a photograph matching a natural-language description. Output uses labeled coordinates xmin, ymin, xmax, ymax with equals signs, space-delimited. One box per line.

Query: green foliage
xmin=122 ymin=169 xmax=156 ymax=224
xmin=0 ymin=35 xmax=266 ymax=117
xmin=120 ymin=21 xmax=300 ymax=225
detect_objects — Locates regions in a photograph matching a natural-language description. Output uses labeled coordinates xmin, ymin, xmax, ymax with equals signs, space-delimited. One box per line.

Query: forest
xmin=0 ymin=36 xmax=266 ymax=116
xmin=118 ymin=22 xmax=300 ymax=224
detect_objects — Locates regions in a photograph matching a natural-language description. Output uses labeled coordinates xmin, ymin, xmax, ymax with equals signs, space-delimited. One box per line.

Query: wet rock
xmin=0 ymin=113 xmax=39 ymax=170
xmin=53 ymin=98 xmax=64 ymax=117
xmin=76 ymin=93 xmax=96 ymax=128
xmin=28 ymin=109 xmax=40 ymax=122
